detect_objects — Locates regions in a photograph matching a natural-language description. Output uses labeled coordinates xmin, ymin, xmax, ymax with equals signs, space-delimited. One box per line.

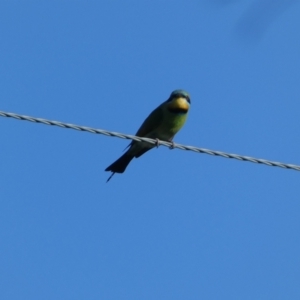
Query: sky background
xmin=1 ymin=1 xmax=300 ymax=299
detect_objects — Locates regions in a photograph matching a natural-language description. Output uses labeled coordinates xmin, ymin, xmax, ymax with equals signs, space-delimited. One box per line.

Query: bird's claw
xmin=169 ymin=141 xmax=175 ymax=150
xmin=155 ymin=138 xmax=160 ymax=148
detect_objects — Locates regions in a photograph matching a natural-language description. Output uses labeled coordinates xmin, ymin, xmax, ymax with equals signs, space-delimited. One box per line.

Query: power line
xmin=1 ymin=109 xmax=299 ymax=172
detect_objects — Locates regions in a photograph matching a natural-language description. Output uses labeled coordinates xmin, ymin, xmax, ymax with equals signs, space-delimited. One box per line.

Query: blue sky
xmin=1 ymin=1 xmax=300 ymax=299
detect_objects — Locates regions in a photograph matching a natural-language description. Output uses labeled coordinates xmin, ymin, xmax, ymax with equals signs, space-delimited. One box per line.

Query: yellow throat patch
xmin=167 ymin=97 xmax=189 ymax=113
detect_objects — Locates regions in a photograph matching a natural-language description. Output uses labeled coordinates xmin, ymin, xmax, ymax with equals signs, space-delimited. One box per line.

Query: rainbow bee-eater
xmin=105 ymin=89 xmax=191 ymax=182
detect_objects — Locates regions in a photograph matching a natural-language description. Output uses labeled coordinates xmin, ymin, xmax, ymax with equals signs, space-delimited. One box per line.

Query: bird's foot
xmin=155 ymin=138 xmax=160 ymax=148
xmin=169 ymin=141 xmax=175 ymax=150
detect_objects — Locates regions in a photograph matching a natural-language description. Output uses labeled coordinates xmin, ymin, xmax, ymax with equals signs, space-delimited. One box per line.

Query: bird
xmin=105 ymin=89 xmax=191 ymax=182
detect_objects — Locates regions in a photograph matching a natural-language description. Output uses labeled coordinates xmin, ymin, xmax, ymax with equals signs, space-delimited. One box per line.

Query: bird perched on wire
xmin=105 ymin=89 xmax=191 ymax=182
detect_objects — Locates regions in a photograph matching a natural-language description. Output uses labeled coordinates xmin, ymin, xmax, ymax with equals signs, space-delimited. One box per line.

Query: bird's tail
xmin=105 ymin=153 xmax=134 ymax=174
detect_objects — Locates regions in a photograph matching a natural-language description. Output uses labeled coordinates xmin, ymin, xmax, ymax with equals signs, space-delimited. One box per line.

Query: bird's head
xmin=166 ymin=90 xmax=191 ymax=113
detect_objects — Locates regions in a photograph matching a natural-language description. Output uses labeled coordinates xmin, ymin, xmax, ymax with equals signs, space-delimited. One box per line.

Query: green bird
xmin=105 ymin=89 xmax=191 ymax=182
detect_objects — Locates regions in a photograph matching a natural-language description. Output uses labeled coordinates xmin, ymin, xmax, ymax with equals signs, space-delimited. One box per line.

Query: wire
xmin=1 ymin=110 xmax=299 ymax=172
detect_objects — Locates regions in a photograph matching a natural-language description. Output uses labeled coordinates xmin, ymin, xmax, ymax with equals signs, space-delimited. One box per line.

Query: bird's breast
xmin=155 ymin=109 xmax=188 ymax=140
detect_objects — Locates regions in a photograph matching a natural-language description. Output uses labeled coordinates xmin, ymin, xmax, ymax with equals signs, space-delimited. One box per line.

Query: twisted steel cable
xmin=1 ymin=110 xmax=299 ymax=172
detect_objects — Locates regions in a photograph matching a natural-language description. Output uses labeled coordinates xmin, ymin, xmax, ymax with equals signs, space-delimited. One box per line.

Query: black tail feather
xmin=106 ymin=172 xmax=115 ymax=183
xmin=105 ymin=153 xmax=134 ymax=174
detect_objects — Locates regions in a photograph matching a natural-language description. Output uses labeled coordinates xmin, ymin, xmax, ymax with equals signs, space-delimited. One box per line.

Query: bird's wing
xmin=135 ymin=103 xmax=165 ymax=137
